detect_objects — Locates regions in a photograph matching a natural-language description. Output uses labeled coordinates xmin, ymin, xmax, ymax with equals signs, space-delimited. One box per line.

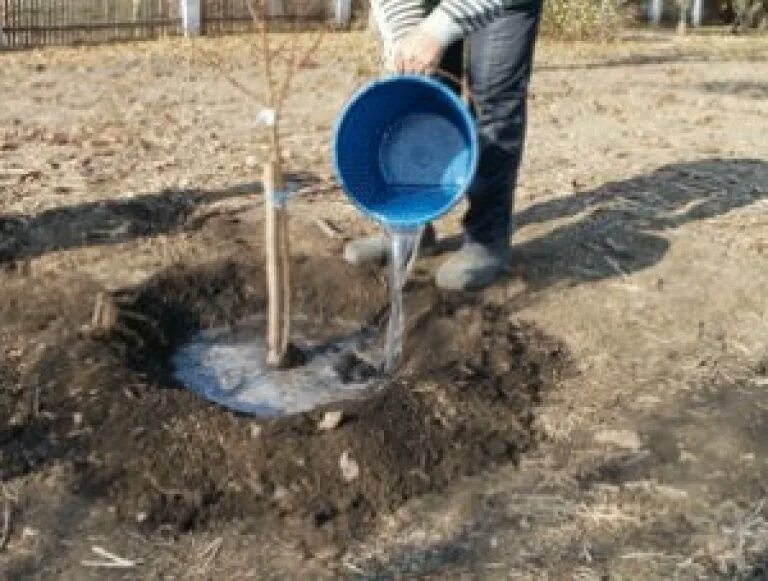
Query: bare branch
xmin=268 ymin=37 xmax=293 ymax=63
xmin=248 ymin=0 xmax=281 ymax=157
xmin=248 ymin=0 xmax=277 ymax=110
xmin=275 ymin=40 xmax=300 ymax=109
xmin=193 ymin=45 xmax=263 ymax=104
xmin=301 ymin=29 xmax=326 ymax=67
xmin=277 ymin=5 xmax=326 ymax=110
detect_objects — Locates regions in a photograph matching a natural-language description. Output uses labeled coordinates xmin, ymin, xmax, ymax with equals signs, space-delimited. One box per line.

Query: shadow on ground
xmin=432 ymin=158 xmax=766 ymax=298
xmin=536 ymin=48 xmax=767 ymax=72
xmin=507 ymin=157 xmax=766 ymax=294
xmin=698 ymin=80 xmax=768 ymax=99
xmin=0 ymin=172 xmax=317 ymax=265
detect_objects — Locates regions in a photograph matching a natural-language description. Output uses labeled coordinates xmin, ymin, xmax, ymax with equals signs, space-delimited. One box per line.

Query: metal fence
xmin=0 ymin=0 xmax=336 ymax=48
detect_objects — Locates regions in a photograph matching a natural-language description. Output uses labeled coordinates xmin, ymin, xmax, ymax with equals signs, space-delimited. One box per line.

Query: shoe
xmin=435 ymin=239 xmax=510 ymax=291
xmin=343 ymin=224 xmax=436 ymax=266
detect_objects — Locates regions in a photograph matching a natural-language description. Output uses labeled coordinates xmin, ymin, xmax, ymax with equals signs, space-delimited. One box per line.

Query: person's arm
xmin=374 ymin=0 xmax=425 ymax=43
xmin=419 ymin=0 xmax=507 ymax=46
xmin=376 ymin=0 xmax=508 ymax=46
xmin=375 ymin=0 xmax=509 ymax=73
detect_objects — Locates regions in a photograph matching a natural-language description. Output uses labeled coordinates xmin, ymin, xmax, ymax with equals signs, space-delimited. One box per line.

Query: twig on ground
xmin=602 ymin=254 xmax=629 ymax=278
xmin=198 ymin=537 xmax=223 ymax=570
xmin=0 ymin=495 xmax=11 ymax=552
xmin=92 ymin=291 xmax=119 ymax=331
xmin=343 ymin=559 xmax=366 ymax=574
xmin=313 ymin=217 xmax=343 ymax=239
xmin=31 ymin=384 xmax=41 ymax=418
xmin=293 ymin=180 xmax=338 ymax=197
xmin=81 ymin=545 xmax=142 ymax=568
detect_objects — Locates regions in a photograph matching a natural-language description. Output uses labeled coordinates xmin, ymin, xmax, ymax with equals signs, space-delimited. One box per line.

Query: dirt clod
xmin=333 ymin=351 xmax=379 ymax=383
xmin=318 ymin=411 xmax=344 ymax=431
xmin=339 ymin=451 xmax=360 ymax=483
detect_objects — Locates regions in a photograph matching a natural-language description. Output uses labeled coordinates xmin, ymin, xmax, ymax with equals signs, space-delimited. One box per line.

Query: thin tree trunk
xmin=264 ymin=155 xmax=291 ymax=367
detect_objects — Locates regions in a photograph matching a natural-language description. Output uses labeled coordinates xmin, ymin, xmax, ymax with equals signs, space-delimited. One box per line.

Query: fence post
xmin=181 ymin=0 xmax=201 ymax=36
xmin=648 ymin=0 xmax=663 ymax=24
xmin=333 ymin=0 xmax=351 ymax=27
xmin=692 ymin=0 xmax=702 ymax=26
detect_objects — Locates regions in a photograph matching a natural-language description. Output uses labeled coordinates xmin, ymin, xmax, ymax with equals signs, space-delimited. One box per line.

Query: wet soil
xmin=0 ymin=246 xmax=569 ymax=554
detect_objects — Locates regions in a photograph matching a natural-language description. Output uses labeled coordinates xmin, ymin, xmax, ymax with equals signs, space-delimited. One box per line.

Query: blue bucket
xmin=333 ymin=75 xmax=479 ymax=228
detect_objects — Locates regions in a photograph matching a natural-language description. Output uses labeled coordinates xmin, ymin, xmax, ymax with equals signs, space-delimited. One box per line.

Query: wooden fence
xmin=0 ymin=0 xmax=338 ymax=48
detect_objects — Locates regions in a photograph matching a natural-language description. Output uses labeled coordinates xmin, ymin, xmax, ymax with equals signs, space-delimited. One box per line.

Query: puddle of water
xmin=384 ymin=226 xmax=424 ymax=374
xmin=172 ymin=320 xmax=380 ymax=416
xmin=174 ymin=221 xmax=424 ymax=414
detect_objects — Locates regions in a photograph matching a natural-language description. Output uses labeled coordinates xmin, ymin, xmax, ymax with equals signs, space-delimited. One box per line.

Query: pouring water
xmin=333 ymin=77 xmax=479 ymax=374
xmin=383 ymin=225 xmax=423 ymax=374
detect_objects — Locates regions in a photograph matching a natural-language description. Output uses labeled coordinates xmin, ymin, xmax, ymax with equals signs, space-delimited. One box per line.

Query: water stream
xmin=383 ymin=226 xmax=424 ymax=374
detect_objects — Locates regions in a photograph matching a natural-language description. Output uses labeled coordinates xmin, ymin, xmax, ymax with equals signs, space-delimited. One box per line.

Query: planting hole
xmin=172 ymin=319 xmax=381 ymax=416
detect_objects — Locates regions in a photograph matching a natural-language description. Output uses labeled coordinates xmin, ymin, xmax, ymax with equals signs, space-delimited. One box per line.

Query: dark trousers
xmin=439 ymin=2 xmax=542 ymax=244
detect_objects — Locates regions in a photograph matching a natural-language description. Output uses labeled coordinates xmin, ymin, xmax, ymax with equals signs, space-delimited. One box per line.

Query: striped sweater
xmin=373 ymin=0 xmax=514 ymax=46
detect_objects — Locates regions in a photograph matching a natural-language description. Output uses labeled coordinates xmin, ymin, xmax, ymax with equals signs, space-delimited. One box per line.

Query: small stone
xmin=9 ymin=412 xmax=26 ymax=427
xmin=136 ymin=511 xmax=148 ymax=523
xmin=5 ymin=347 xmax=22 ymax=358
xmin=273 ymin=485 xmax=291 ymax=509
xmin=339 ymin=451 xmax=359 ymax=482
xmin=318 ymin=411 xmax=343 ymax=431
xmin=250 ymin=424 xmax=262 ymax=439
xmin=22 ymin=527 xmax=39 ymax=539
xmin=273 ymin=485 xmax=287 ymax=500
xmin=655 ymin=485 xmax=688 ymax=500
xmin=680 ymin=450 xmax=698 ymax=463
xmin=594 ymin=429 xmax=642 ymax=451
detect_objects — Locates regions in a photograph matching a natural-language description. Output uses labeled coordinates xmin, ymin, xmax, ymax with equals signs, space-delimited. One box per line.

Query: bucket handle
xmin=347 ymin=68 xmax=482 ymax=118
xmin=431 ymin=68 xmax=482 ymax=118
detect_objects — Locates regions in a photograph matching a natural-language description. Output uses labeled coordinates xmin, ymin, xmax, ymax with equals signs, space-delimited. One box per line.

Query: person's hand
xmin=393 ymin=29 xmax=445 ymax=75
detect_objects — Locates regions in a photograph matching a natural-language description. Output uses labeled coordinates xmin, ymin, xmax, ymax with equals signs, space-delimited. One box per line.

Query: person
xmin=343 ymin=0 xmax=543 ymax=291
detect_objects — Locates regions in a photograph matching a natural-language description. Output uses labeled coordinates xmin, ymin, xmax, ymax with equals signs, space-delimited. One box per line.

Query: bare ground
xmin=1 ymin=30 xmax=768 ymax=579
